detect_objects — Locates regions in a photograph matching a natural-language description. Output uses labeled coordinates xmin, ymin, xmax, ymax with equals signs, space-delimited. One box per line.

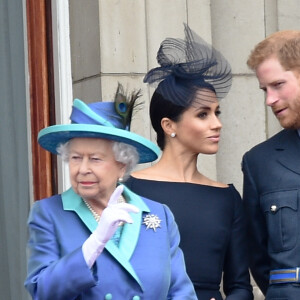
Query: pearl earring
xmin=118 ymin=177 xmax=123 ymax=182
xmin=170 ymin=132 xmax=176 ymax=138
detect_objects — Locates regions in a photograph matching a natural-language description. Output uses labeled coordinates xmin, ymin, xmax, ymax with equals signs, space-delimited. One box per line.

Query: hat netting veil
xmin=144 ymin=24 xmax=232 ymax=106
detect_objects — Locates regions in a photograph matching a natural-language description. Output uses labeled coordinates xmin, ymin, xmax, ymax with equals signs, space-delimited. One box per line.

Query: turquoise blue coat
xmin=25 ymin=185 xmax=197 ymax=300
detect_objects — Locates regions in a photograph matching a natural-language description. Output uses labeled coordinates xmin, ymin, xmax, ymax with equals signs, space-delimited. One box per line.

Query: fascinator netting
xmin=144 ymin=24 xmax=232 ymax=107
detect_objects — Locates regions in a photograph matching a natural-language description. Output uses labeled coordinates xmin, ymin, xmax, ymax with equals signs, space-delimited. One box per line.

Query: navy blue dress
xmin=125 ymin=177 xmax=253 ymax=300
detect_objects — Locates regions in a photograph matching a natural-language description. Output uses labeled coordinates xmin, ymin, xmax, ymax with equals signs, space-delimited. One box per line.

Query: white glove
xmin=82 ymin=185 xmax=139 ymax=268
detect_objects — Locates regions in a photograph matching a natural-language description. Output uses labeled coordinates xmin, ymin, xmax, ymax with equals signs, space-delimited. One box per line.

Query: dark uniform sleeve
xmin=242 ymin=153 xmax=270 ymax=295
xmin=222 ymin=185 xmax=253 ymax=300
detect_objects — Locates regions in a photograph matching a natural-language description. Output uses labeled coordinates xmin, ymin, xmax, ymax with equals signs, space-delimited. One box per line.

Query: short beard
xmin=279 ymin=101 xmax=300 ymax=129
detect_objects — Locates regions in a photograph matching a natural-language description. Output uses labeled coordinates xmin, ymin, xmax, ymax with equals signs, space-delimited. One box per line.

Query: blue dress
xmin=125 ymin=177 xmax=253 ymax=300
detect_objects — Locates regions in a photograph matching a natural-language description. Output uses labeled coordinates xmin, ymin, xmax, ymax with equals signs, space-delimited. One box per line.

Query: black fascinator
xmin=144 ymin=24 xmax=232 ymax=106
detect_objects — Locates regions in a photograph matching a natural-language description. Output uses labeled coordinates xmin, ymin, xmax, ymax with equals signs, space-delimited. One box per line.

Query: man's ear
xmin=294 ymin=69 xmax=300 ymax=81
xmin=161 ymin=117 xmax=176 ymax=135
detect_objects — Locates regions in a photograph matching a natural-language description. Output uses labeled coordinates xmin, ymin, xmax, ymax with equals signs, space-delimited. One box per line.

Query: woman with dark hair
xmin=125 ymin=25 xmax=253 ymax=300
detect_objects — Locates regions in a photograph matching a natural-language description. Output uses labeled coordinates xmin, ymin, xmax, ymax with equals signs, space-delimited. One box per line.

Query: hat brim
xmin=38 ymin=124 xmax=160 ymax=164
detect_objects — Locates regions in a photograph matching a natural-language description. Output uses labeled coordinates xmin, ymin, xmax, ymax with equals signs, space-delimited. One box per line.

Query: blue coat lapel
xmin=62 ymin=188 xmax=98 ymax=231
xmin=118 ymin=186 xmax=149 ymax=260
xmin=61 ymin=185 xmax=150 ymax=289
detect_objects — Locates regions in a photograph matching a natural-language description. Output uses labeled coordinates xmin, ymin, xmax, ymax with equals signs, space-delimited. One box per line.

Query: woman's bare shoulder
xmin=131 ymin=166 xmax=175 ymax=181
xmin=131 ymin=167 xmax=157 ymax=179
xmin=196 ymin=176 xmax=228 ymax=188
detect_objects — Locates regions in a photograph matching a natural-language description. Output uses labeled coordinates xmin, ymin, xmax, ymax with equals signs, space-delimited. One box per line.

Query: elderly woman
xmin=24 ymin=85 xmax=197 ymax=300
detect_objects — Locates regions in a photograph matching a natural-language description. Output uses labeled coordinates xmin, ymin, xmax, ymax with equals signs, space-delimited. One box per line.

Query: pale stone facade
xmin=68 ymin=1 xmax=300 ymax=299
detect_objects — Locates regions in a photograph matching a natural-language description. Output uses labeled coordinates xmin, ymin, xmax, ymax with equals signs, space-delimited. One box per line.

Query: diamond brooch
xmin=143 ymin=214 xmax=162 ymax=231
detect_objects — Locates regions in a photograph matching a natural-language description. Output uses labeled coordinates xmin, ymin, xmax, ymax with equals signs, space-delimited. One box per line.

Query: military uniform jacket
xmin=25 ymin=185 xmax=197 ymax=300
xmin=242 ymin=129 xmax=300 ymax=298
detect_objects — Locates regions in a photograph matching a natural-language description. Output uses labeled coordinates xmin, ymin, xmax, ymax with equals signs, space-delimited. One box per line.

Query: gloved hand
xmin=82 ymin=185 xmax=139 ymax=268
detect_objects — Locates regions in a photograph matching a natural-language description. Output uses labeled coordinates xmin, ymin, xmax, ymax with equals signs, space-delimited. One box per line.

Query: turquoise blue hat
xmin=38 ymin=98 xmax=160 ymax=163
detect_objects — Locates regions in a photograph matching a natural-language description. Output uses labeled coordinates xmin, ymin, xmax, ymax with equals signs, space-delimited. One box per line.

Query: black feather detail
xmin=114 ymin=83 xmax=142 ymax=130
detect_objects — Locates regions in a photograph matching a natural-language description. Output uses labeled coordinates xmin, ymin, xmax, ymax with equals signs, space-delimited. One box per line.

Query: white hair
xmin=112 ymin=142 xmax=139 ymax=179
xmin=56 ymin=142 xmax=70 ymax=162
xmin=56 ymin=139 xmax=139 ymax=180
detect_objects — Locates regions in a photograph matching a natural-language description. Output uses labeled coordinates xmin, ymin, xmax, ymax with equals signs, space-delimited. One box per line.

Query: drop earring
xmin=170 ymin=132 xmax=176 ymax=138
